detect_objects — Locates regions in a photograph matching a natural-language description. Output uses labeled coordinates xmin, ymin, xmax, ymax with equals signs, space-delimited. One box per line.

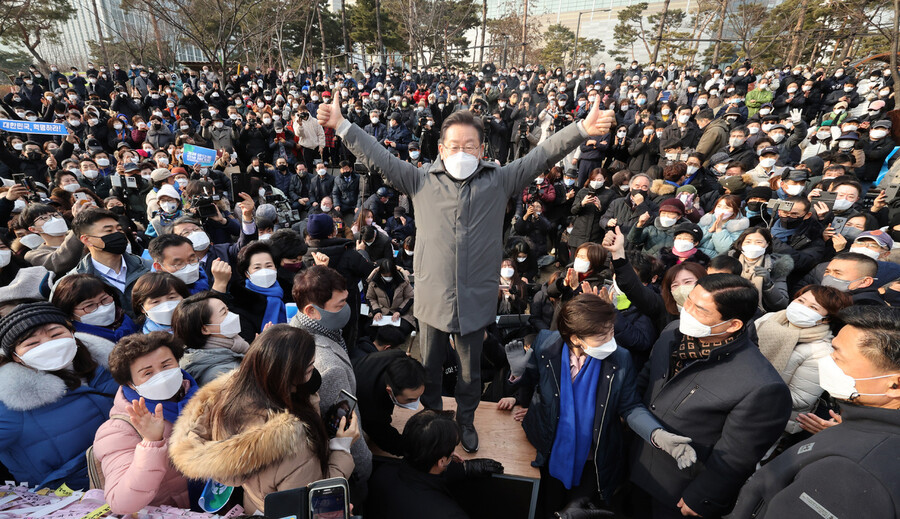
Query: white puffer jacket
xmin=781 ymin=337 xmax=833 ymax=434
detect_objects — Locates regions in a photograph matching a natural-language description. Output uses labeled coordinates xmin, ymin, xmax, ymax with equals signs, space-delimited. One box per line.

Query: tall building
xmin=38 ymin=0 xmax=202 ymax=68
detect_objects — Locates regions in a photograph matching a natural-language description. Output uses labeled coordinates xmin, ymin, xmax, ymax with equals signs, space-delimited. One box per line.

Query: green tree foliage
xmin=348 ymin=0 xmax=407 ymax=56
xmin=648 ymin=9 xmax=690 ymax=63
xmin=538 ymin=23 xmax=603 ymax=68
xmin=612 ymin=2 xmax=649 ymax=61
xmin=0 ymin=0 xmax=75 ymax=67
xmin=0 ymin=49 xmax=34 ymax=82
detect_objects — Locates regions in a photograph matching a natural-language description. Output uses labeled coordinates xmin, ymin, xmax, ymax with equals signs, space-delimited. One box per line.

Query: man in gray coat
xmin=318 ymin=90 xmax=615 ymax=451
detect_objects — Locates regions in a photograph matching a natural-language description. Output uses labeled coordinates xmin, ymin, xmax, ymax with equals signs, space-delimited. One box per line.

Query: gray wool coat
xmin=337 ymin=119 xmax=590 ymax=335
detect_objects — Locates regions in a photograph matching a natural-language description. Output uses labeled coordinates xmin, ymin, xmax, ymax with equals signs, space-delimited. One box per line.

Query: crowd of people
xmin=0 ymin=55 xmax=899 ymax=519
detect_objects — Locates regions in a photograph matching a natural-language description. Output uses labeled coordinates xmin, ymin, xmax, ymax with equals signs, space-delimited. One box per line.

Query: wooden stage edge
xmin=368 ymin=396 xmax=540 ymax=480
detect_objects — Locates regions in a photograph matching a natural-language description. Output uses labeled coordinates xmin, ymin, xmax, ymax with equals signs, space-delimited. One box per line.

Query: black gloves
xmin=463 ymin=458 xmax=504 ymax=477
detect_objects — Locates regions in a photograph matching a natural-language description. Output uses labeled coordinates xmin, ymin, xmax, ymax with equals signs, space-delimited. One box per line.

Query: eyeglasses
xmin=75 ymin=294 xmax=114 ymax=314
xmin=443 ymin=144 xmax=480 ymax=154
xmin=34 ymin=213 xmax=63 ymax=225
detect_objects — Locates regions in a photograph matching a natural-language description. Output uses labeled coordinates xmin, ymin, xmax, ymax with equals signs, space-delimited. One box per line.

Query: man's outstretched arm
xmin=319 ymin=91 xmax=420 ymax=195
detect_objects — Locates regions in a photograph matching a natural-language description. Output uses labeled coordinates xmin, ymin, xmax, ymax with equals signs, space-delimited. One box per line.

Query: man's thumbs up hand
xmin=317 ymin=89 xmax=345 ymax=129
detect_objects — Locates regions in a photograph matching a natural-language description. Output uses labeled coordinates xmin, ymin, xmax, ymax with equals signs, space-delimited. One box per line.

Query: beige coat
xmin=168 ymin=374 xmax=354 ymax=514
xmin=365 ymin=268 xmax=415 ymax=326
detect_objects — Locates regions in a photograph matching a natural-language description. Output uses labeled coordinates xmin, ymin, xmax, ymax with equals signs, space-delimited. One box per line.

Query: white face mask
xmin=783 ymin=184 xmax=803 ymax=196
xmin=133 ymin=367 xmax=184 ymax=401
xmin=146 ymin=300 xmax=179 ymax=326
xmin=849 ymin=245 xmax=881 ymax=260
xmin=871 ymin=129 xmax=888 ymax=139
xmin=210 ymin=311 xmax=242 ymax=338
xmin=442 ymin=151 xmax=479 ymax=180
xmin=686 ymin=165 xmax=699 ymax=176
xmin=160 ymin=201 xmax=178 ymax=214
xmin=0 ymin=249 xmax=11 ymax=268
xmin=583 ymin=337 xmax=617 ymax=360
xmin=785 ymin=301 xmax=824 ymax=328
xmin=741 ymin=244 xmax=767 ymax=259
xmin=170 ymin=262 xmax=200 ymax=284
xmin=249 ymin=268 xmax=277 ymax=288
xmin=572 ymin=257 xmax=591 ymax=273
xmin=643 ymin=128 xmax=654 ymax=136
xmin=187 ymin=231 xmax=210 ymax=251
xmin=818 ymin=355 xmax=898 ymax=401
xmin=41 ymin=217 xmax=68 ymax=236
xmin=832 ymin=198 xmax=853 ymax=212
xmin=672 ymin=239 xmax=695 ymax=253
xmin=259 ymin=233 xmax=272 ymax=241
xmin=677 ymin=114 xmax=690 ymax=124
xmin=759 ymin=157 xmax=776 ymax=169
xmin=589 ymin=180 xmax=604 ymax=189
xmin=679 ymin=307 xmax=732 ymax=339
xmin=79 ymin=301 xmax=116 ymax=327
xmin=659 ymin=216 xmax=677 ymax=228
xmin=83 ymin=169 xmax=99 ymax=179
xmin=500 ymin=267 xmax=515 ymax=279
xmin=714 ymin=208 xmax=733 ymax=219
xmin=17 ymin=336 xmax=78 ymax=372
xmin=19 ymin=233 xmax=45 ymax=249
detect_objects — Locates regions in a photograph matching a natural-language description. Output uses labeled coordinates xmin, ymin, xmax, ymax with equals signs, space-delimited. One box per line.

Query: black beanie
xmin=0 ymin=302 xmax=69 ymax=356
xmin=746 ymin=186 xmax=774 ymax=201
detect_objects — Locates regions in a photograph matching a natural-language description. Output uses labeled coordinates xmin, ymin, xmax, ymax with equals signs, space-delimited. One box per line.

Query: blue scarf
xmin=769 ymin=219 xmax=797 ymax=243
xmin=73 ymin=314 xmax=139 ymax=343
xmin=549 ymin=346 xmax=602 ymax=489
xmin=189 ymin=265 xmax=210 ymax=294
xmin=245 ymin=279 xmax=286 ymax=331
xmin=122 ymin=369 xmax=200 ymax=424
xmin=142 ymin=318 xmax=172 ymax=334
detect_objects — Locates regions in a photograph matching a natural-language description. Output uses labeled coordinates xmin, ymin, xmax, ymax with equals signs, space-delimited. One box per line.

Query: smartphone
xmin=308 ymin=478 xmax=349 ymax=519
xmin=74 ymin=192 xmax=90 ymax=202
xmin=340 ymin=389 xmax=358 ymax=418
xmin=12 ymin=173 xmax=25 ymax=186
xmin=499 ymin=284 xmax=511 ymax=290
xmin=110 ymin=174 xmax=123 ymax=188
xmin=19 ymin=177 xmax=37 ymax=192
xmin=230 ymin=172 xmax=251 ymax=198
xmin=812 ymin=191 xmax=837 ymax=210
xmin=661 ymin=90 xmax=672 ymax=102
xmin=602 ymin=279 xmax=615 ymax=291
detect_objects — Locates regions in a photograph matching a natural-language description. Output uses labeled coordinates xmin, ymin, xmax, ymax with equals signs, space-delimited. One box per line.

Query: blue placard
xmin=0 ymin=119 xmax=69 ymax=136
xmin=182 ymin=144 xmax=217 ymax=166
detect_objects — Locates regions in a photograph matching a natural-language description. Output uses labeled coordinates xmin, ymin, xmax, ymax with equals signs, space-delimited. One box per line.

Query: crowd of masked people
xmin=0 ymin=55 xmax=899 ymax=519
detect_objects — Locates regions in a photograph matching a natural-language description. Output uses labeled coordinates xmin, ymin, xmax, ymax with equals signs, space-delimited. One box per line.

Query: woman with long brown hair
xmin=169 ymin=324 xmax=358 ymax=514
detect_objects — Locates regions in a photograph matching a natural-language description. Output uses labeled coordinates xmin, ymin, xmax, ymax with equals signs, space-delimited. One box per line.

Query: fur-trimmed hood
xmin=0 ymin=333 xmax=114 ymax=411
xmin=168 ymin=373 xmax=314 ymax=484
xmin=699 ymin=213 xmax=751 ymax=234
xmin=651 ymin=179 xmax=677 ymax=197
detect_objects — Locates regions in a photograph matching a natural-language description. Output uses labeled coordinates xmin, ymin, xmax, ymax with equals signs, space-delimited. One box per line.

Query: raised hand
xmin=126 ymin=397 xmax=166 ymax=442
xmin=317 ymin=90 xmax=345 ymax=130
xmin=582 ymin=94 xmax=616 ymax=136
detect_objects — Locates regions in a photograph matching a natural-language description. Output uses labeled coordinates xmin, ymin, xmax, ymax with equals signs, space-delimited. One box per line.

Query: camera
xmin=264 ymin=193 xmax=302 ymax=226
xmin=524 ymin=185 xmax=540 ymax=204
xmin=190 ymin=193 xmax=222 ymax=219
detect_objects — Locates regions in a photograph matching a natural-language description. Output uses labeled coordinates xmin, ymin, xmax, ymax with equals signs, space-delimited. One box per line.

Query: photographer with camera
xmin=109 ymin=162 xmax=152 ymax=225
xmin=514 ymin=114 xmax=541 ymax=160
xmin=414 ymin=116 xmax=438 ymax=162
xmin=182 ymin=180 xmax=243 ymax=244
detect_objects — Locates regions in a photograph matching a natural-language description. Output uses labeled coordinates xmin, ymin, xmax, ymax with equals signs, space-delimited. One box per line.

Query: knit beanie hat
xmin=0 ymin=302 xmax=69 ymax=357
xmin=675 ymin=185 xmax=697 ymax=195
xmin=659 ymin=198 xmax=685 ymax=216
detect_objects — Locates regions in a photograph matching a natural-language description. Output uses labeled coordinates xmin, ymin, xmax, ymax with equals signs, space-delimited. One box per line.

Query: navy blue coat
xmin=518 ymin=330 xmax=659 ymax=501
xmin=0 ymin=365 xmax=117 ymax=489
